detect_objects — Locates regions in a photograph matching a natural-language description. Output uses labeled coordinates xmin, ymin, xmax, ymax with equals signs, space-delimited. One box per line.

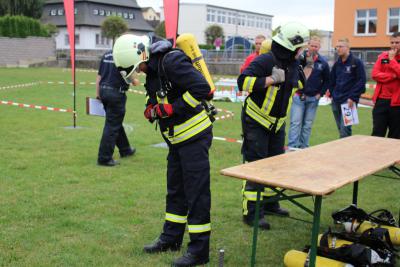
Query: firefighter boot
xmin=265 ymin=201 xmax=289 ymax=217
xmin=172 ymin=252 xmax=209 ymax=267
xmin=143 ymin=238 xmax=181 ymax=253
xmin=243 ymin=216 xmax=271 ymax=230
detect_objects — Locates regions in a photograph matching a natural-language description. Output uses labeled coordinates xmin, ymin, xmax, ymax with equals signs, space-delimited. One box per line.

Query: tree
xmin=204 ymin=24 xmax=224 ymax=46
xmin=154 ymin=21 xmax=166 ymax=38
xmin=0 ymin=0 xmax=44 ymax=19
xmin=101 ymin=16 xmax=128 ymax=44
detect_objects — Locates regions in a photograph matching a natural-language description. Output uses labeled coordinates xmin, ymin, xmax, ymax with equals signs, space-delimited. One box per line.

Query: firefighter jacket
xmin=145 ymin=46 xmax=212 ymax=146
xmin=237 ymin=52 xmax=304 ymax=132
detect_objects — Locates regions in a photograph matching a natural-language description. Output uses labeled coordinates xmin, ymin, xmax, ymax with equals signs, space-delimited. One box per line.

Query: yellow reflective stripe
xmin=243 ymin=77 xmax=257 ymax=93
xmin=262 ymin=85 xmax=278 ymax=114
xmin=182 ymin=91 xmax=200 ymax=108
xmin=298 ymin=80 xmax=303 ymax=89
xmin=165 ymin=213 xmax=187 ymax=224
xmin=242 ymin=181 xmax=248 ymax=215
xmin=163 ymin=111 xmax=212 ymax=144
xmin=245 ymin=98 xmax=287 ymax=132
xmin=188 ymin=223 xmax=211 ymax=233
xmin=243 ymin=191 xmax=263 ymax=201
xmin=157 ymin=96 xmax=169 ymax=104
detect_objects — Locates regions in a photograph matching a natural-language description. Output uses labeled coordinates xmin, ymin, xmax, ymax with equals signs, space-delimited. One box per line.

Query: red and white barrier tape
xmin=0 ymin=82 xmax=40 ymax=91
xmin=44 ymin=81 xmax=96 ymax=85
xmin=213 ymin=136 xmax=242 ymax=144
xmin=0 ymin=100 xmax=73 ymax=113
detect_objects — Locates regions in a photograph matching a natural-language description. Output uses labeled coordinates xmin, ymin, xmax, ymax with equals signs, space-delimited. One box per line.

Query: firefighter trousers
xmin=241 ymin=113 xmax=285 ymax=221
xmin=160 ymin=133 xmax=212 ymax=258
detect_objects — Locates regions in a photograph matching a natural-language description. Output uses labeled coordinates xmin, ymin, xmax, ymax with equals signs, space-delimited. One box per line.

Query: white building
xmin=161 ymin=3 xmax=273 ymax=45
xmin=41 ymin=0 xmax=154 ymax=50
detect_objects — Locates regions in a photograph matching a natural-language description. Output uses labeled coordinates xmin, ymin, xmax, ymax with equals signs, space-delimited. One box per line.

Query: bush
xmin=0 ymin=15 xmax=51 ymax=38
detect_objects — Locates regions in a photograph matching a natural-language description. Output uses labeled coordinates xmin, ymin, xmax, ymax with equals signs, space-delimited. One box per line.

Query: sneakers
xmin=243 ymin=216 xmax=270 ymax=230
xmin=97 ymin=159 xmax=119 ymax=167
xmin=143 ymin=239 xmax=181 ymax=254
xmin=172 ymin=252 xmax=209 ymax=267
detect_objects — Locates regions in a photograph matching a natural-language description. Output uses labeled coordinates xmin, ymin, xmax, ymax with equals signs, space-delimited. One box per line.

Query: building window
xmin=207 ymin=8 xmax=215 ymax=22
xmin=96 ymin=33 xmax=109 ymax=46
xmin=93 ymin=9 xmax=98 ymax=15
xmin=117 ymin=12 xmax=122 ymax=17
xmin=57 ymin=9 xmax=63 ymax=15
xmin=65 ymin=34 xmax=80 ymax=45
xmin=50 ymin=9 xmax=56 ymax=16
xmin=99 ymin=10 xmax=105 ymax=16
xmin=129 ymin=13 xmax=134 ymax=19
xmin=355 ymin=9 xmax=377 ymax=35
xmin=123 ymin=12 xmax=128 ymax=19
xmin=74 ymin=8 xmax=77 ymax=15
xmin=388 ymin=8 xmax=400 ymax=33
xmin=106 ymin=10 xmax=111 ymax=16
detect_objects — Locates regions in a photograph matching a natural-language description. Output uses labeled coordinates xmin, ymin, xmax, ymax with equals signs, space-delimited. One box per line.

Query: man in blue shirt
xmin=96 ymin=50 xmax=135 ymax=166
xmin=329 ymin=38 xmax=366 ymax=138
xmin=288 ymin=36 xmax=330 ymax=149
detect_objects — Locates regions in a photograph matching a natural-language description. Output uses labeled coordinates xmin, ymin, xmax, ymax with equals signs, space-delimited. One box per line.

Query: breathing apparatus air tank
xmin=343 ymin=221 xmax=400 ymax=245
xmin=176 ymin=33 xmax=216 ymax=95
xmin=283 ymin=250 xmax=353 ymax=267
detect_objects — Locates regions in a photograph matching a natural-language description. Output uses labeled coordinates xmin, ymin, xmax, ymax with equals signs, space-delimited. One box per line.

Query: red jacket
xmin=371 ymin=52 xmax=400 ymax=106
xmin=240 ymin=52 xmax=258 ymax=73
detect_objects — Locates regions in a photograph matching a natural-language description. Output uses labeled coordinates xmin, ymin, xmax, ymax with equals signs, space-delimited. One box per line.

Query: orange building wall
xmin=333 ymin=0 xmax=399 ymax=49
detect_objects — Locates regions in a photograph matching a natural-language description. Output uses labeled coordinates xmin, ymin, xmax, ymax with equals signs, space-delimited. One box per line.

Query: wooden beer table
xmin=220 ymin=135 xmax=400 ymax=267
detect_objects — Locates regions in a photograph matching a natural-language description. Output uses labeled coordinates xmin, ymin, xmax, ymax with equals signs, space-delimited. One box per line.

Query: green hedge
xmin=0 ymin=15 xmax=51 ymax=37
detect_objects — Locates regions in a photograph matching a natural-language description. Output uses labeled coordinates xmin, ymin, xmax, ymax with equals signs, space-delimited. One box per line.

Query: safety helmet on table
xmin=272 ymin=22 xmax=310 ymax=52
xmin=112 ymin=34 xmax=150 ymax=84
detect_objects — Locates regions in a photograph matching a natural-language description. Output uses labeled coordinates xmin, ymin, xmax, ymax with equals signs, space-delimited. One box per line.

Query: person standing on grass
xmin=113 ymin=34 xmax=213 ymax=267
xmin=371 ymin=32 xmax=400 ymax=139
xmin=287 ymin=36 xmax=330 ymax=149
xmin=329 ymin=38 xmax=366 ymax=138
xmin=238 ymin=22 xmax=309 ymax=230
xmin=96 ymin=50 xmax=135 ymax=167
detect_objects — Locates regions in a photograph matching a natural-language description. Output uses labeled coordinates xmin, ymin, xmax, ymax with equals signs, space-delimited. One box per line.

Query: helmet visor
xmin=118 ymin=65 xmax=138 ymax=84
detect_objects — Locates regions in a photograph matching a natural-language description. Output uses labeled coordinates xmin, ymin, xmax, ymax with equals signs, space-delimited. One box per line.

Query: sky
xmin=137 ymin=0 xmax=335 ymax=31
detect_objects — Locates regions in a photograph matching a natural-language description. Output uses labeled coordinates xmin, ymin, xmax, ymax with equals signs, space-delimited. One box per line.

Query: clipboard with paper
xmin=86 ymin=97 xmax=105 ymax=117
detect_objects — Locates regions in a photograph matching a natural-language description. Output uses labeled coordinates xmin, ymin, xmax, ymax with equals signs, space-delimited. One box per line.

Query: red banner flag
xmin=163 ymin=0 xmax=179 ymax=46
xmin=63 ymin=0 xmax=75 ymax=81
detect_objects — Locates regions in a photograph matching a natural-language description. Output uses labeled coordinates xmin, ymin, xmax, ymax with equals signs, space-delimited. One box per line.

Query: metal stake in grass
xmin=218 ymin=248 xmax=224 ymax=267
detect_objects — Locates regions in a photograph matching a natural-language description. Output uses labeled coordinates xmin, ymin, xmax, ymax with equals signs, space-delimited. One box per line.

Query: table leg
xmin=250 ymin=187 xmax=262 ymax=267
xmin=352 ymin=181 xmax=358 ymax=205
xmin=309 ymin=196 xmax=322 ymax=267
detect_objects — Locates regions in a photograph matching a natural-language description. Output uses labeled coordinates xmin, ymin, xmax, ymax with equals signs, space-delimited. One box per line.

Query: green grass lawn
xmin=0 ymin=67 xmax=398 ymax=267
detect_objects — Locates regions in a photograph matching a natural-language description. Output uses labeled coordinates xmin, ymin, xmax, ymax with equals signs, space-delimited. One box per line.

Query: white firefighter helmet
xmin=272 ymin=22 xmax=310 ymax=52
xmin=112 ymin=34 xmax=150 ymax=84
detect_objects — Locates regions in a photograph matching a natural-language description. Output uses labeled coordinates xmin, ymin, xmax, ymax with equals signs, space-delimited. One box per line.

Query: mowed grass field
xmin=0 ymin=67 xmax=398 ymax=267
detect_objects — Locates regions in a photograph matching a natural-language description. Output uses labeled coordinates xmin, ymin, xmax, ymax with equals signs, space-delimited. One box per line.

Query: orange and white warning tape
xmin=0 ymin=82 xmax=40 ymax=90
xmin=127 ymin=88 xmax=146 ymax=95
xmin=213 ymin=136 xmax=242 ymax=144
xmin=0 ymin=100 xmax=73 ymax=113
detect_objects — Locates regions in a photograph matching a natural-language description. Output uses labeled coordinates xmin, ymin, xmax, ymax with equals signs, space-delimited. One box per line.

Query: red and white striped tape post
xmin=0 ymin=100 xmax=73 ymax=113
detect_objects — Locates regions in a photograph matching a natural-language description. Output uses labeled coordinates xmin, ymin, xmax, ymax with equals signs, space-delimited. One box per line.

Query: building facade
xmin=161 ymin=3 xmax=273 ymax=45
xmin=333 ymin=0 xmax=400 ymax=49
xmin=41 ymin=0 xmax=154 ymax=50
xmin=141 ymin=6 xmax=160 ymax=28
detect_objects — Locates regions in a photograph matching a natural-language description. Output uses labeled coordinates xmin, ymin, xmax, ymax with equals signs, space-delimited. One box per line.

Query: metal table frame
xmin=249 ymin=166 xmax=399 ymax=267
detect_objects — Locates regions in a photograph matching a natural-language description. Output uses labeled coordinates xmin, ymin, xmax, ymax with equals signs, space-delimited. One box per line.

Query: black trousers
xmin=160 ymin=133 xmax=212 ymax=258
xmin=98 ymin=87 xmax=131 ymax=163
xmin=241 ymin=113 xmax=285 ymax=221
xmin=372 ymin=98 xmax=400 ymax=139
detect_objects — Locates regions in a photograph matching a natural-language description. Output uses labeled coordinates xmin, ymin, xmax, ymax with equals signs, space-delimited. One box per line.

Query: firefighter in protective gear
xmin=113 ymin=34 xmax=212 ymax=267
xmin=237 ymin=22 xmax=309 ymax=230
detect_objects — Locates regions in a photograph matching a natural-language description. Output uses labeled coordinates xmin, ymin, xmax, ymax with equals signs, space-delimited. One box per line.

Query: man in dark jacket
xmin=330 ymin=38 xmax=366 ymax=138
xmin=96 ymin=50 xmax=135 ymax=166
xmin=288 ymin=36 xmax=330 ymax=149
xmin=237 ymin=22 xmax=309 ymax=230
xmin=113 ymin=34 xmax=213 ymax=267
